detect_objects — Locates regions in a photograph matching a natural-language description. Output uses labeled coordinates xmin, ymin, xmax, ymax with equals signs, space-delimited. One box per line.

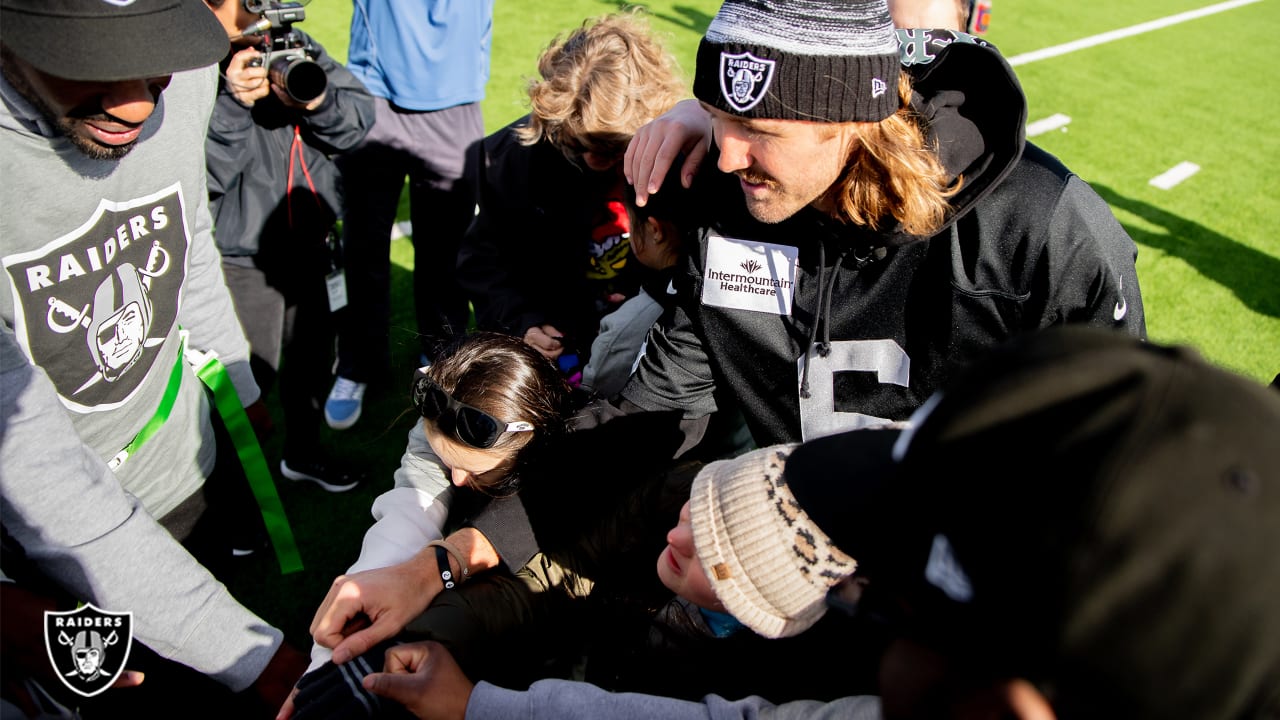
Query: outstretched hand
xmin=310 ymin=553 xmax=439 ymax=665
xmin=363 ymin=641 xmax=473 ymax=720
xmin=623 ymin=98 xmax=712 ymax=207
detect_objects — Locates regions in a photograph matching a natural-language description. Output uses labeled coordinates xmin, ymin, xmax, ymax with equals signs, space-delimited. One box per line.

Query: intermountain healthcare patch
xmin=701 ymin=232 xmax=798 ymax=316
xmin=44 ymin=604 xmax=134 ymax=698
xmin=2 ymin=184 xmax=190 ymax=413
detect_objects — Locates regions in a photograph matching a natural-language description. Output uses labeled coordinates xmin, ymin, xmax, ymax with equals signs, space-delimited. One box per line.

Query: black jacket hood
xmin=891 ymin=29 xmax=1028 ymax=246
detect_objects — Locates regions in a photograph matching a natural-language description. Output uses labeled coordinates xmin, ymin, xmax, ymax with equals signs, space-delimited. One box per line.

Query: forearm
xmin=366 ymin=523 xmax=505 ymax=603
xmin=456 ymin=493 xmax=538 ymax=572
xmin=302 ymin=41 xmax=375 ymax=153
xmin=440 ymin=527 xmax=502 ymax=578
xmin=468 ymin=678 xmax=883 ymax=720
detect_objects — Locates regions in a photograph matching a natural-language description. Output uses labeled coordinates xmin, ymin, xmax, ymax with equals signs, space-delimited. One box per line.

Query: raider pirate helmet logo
xmin=1 ymin=185 xmax=188 ymax=413
xmin=44 ymin=604 xmax=134 ymax=698
xmin=720 ymin=51 xmax=775 ymax=112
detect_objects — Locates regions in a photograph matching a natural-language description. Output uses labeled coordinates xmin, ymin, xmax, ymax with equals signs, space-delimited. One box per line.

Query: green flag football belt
xmin=108 ymin=329 xmax=303 ymax=575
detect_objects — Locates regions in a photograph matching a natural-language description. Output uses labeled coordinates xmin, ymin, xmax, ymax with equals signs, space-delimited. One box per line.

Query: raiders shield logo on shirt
xmin=1 ymin=184 xmax=190 ymax=413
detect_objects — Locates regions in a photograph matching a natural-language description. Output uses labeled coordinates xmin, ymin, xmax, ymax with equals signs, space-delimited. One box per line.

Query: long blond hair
xmin=515 ymin=11 xmax=686 ymax=151
xmin=832 ymin=73 xmax=961 ymax=237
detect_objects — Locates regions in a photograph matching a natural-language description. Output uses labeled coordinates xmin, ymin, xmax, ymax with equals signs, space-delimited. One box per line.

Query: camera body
xmin=243 ymin=0 xmax=327 ymax=104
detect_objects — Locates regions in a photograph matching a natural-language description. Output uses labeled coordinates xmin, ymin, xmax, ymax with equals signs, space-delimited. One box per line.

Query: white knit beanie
xmin=690 ymin=444 xmax=857 ymax=639
xmin=693 ymin=0 xmax=900 ymax=122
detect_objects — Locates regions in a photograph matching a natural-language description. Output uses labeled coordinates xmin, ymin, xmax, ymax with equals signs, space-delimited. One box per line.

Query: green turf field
xmin=231 ymin=0 xmax=1280 ymax=652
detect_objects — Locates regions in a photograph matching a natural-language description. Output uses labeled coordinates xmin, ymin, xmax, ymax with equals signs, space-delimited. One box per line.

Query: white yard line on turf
xmin=1026 ymin=113 xmax=1071 ymax=137
xmin=1007 ymin=0 xmax=1266 ymax=66
xmin=1149 ymin=162 xmax=1201 ymax=190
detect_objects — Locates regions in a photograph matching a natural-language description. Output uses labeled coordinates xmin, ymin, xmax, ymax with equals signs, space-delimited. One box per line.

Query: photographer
xmin=204 ymin=0 xmax=375 ymax=495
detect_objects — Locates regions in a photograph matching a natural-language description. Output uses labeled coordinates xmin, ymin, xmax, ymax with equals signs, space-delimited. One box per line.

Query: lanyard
xmin=107 ymin=343 xmax=186 ymax=472
xmin=110 ymin=331 xmax=304 ymax=574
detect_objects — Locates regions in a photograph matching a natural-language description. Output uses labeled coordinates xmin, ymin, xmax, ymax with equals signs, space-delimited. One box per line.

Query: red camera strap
xmin=286 ymin=125 xmax=322 ymax=230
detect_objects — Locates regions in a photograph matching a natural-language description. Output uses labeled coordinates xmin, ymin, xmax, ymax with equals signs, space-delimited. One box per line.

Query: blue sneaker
xmin=324 ymin=377 xmax=366 ymax=430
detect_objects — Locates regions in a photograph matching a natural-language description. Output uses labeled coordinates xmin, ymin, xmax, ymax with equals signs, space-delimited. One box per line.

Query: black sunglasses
xmin=411 ymin=368 xmax=534 ymax=450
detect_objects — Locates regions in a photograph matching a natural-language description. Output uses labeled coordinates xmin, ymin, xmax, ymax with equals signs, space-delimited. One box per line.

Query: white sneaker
xmin=324 ymin=377 xmax=366 ymax=430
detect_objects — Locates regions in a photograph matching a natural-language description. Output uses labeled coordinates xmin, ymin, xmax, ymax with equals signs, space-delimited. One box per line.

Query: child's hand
xmin=363 ymin=641 xmax=472 ymax=720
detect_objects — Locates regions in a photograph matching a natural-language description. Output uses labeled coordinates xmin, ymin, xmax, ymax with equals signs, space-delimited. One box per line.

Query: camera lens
xmin=270 ymin=56 xmax=327 ymax=104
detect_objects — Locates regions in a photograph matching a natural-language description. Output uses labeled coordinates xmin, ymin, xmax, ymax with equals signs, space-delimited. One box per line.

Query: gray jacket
xmin=0 ymin=65 xmax=278 ymax=691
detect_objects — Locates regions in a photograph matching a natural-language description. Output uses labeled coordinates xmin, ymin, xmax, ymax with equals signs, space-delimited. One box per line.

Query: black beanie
xmin=693 ymin=0 xmax=901 ymax=123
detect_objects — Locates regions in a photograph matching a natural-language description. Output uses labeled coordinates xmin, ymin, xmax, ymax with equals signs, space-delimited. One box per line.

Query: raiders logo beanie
xmin=693 ymin=0 xmax=901 ymax=123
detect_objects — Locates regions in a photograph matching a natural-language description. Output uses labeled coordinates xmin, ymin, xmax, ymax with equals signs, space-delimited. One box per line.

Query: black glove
xmin=291 ymin=642 xmax=415 ymax=720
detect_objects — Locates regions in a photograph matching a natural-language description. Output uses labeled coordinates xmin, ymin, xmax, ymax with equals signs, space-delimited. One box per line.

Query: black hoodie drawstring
xmin=798 ymin=241 xmax=885 ymax=399
xmin=800 ymin=242 xmax=848 ymax=398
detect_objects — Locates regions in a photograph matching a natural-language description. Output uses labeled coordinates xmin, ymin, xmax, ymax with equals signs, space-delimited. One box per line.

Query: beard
xmin=55 ymin=114 xmax=136 ymax=160
xmin=1 ymin=58 xmax=137 ymax=161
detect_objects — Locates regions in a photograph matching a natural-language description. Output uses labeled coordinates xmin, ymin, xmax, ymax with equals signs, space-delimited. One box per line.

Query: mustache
xmin=67 ymin=103 xmax=138 ymax=126
xmin=735 ymin=168 xmax=777 ymax=186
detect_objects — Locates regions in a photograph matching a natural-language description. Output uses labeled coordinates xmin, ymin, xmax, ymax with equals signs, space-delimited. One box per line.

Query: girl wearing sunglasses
xmin=409 ymin=332 xmax=573 ymax=497
xmin=294 ymin=333 xmax=577 ymax=694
